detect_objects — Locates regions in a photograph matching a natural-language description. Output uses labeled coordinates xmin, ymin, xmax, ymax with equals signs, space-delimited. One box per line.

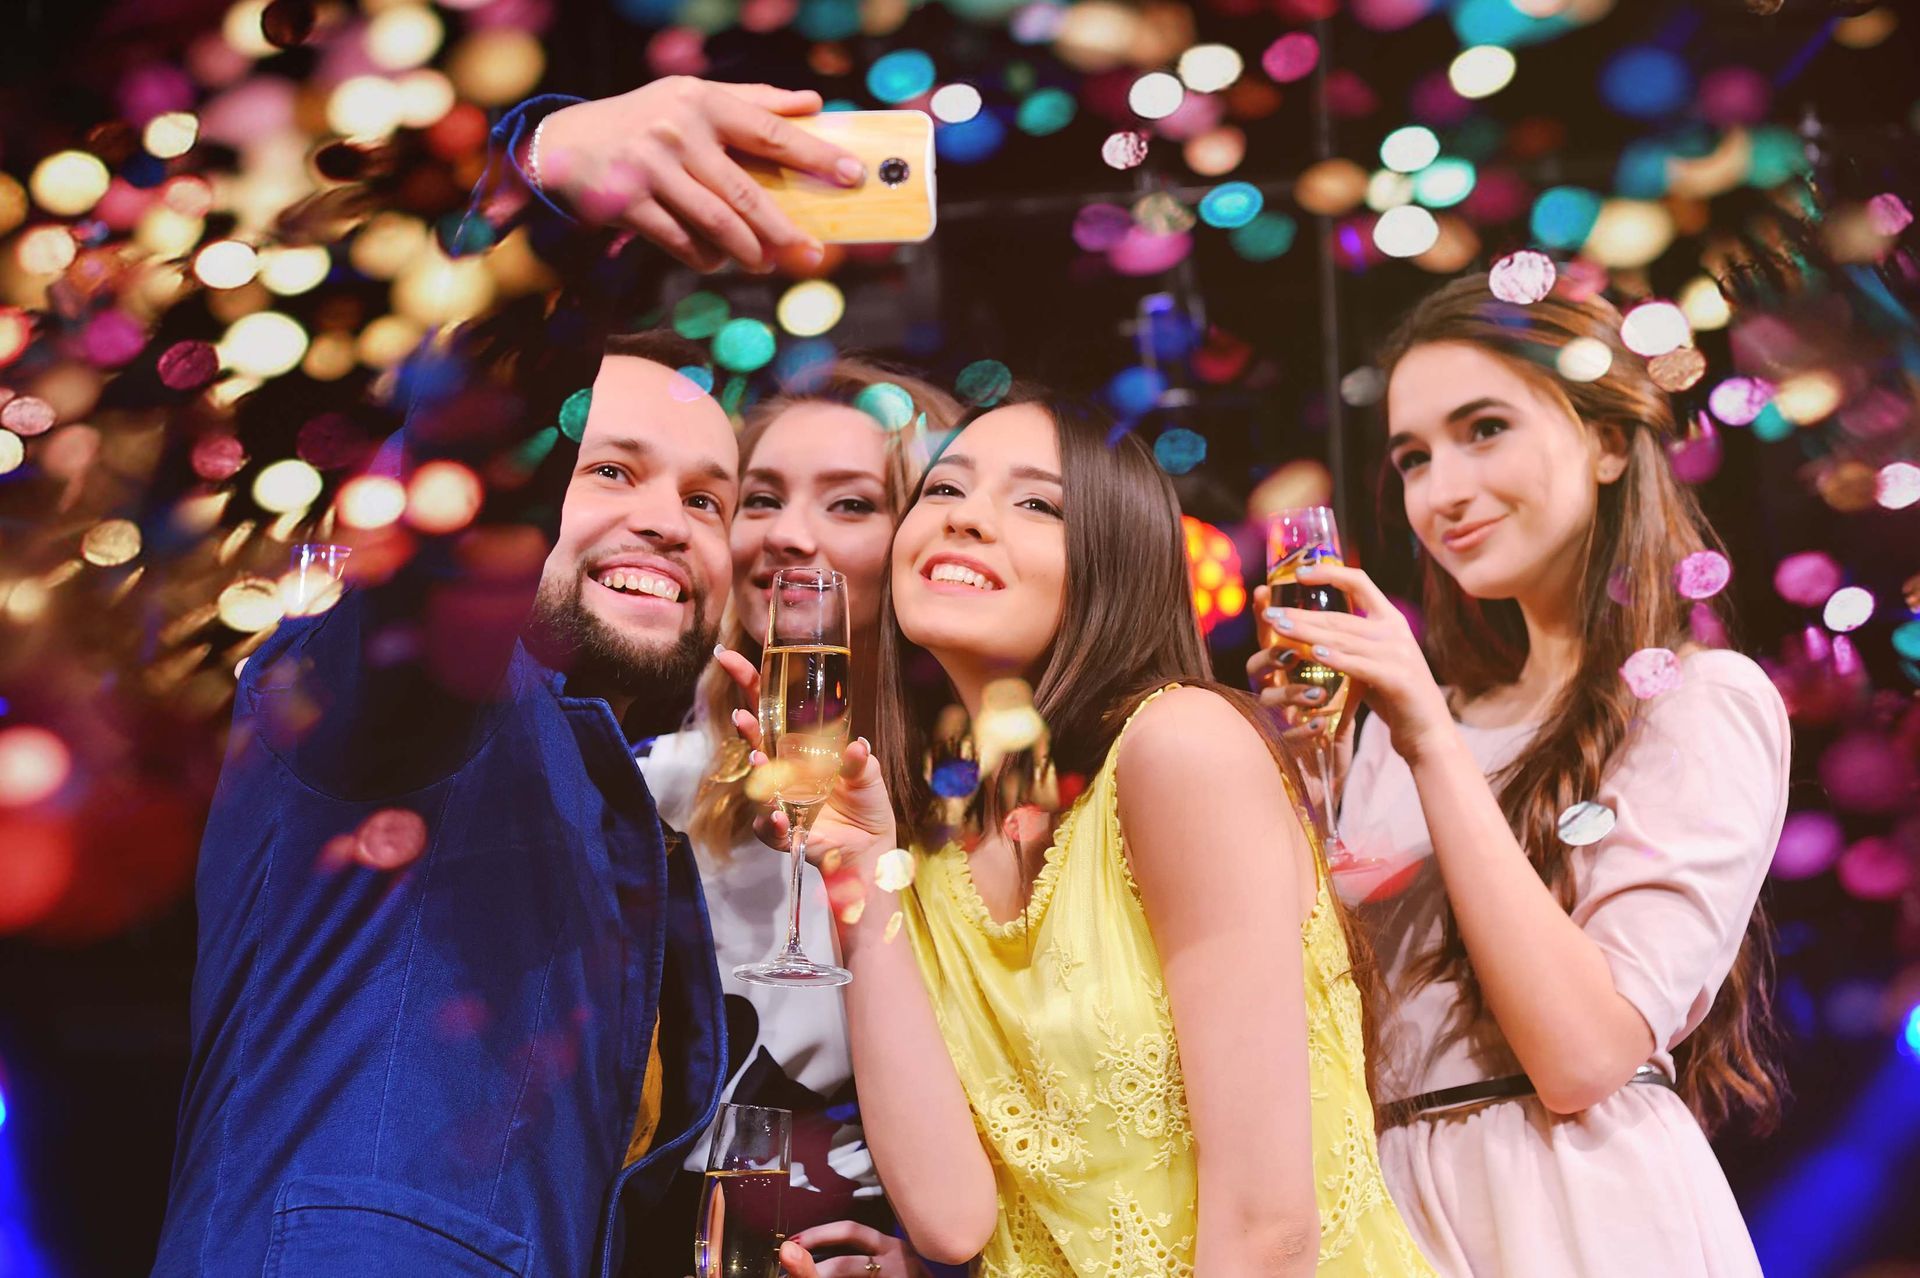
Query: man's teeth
xmin=929 ymin=562 xmax=997 ymax=590
xmin=596 ymin=570 xmax=682 ymax=602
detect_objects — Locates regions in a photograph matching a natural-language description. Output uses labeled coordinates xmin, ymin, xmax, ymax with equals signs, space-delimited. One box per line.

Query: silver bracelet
xmin=526 ymin=113 xmax=550 ymax=193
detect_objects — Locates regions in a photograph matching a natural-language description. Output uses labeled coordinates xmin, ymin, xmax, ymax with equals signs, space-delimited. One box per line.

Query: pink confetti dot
xmin=1072 ymin=203 xmax=1132 ymax=253
xmin=1620 ymin=646 xmax=1681 ymax=699
xmin=1818 ymin=732 xmax=1914 ymax=815
xmin=1488 ymin=250 xmax=1556 ymax=304
xmin=0 ymin=396 xmax=55 ymax=437
xmin=1773 ymin=551 xmax=1842 ymax=606
xmin=1866 ymin=192 xmax=1913 ymax=238
xmin=1109 ymin=228 xmax=1193 ymax=276
xmin=1708 ymin=376 xmax=1772 ymax=426
xmin=158 ymin=340 xmax=220 ymax=391
xmin=1836 ymin=836 xmax=1912 ymax=900
xmin=1101 ymin=130 xmax=1150 ymax=171
xmin=84 ymin=310 xmax=147 ymax=367
xmin=1770 ymin=810 xmax=1844 ymax=880
xmin=1262 ymin=33 xmax=1320 ymax=84
xmin=356 ymin=808 xmax=429 ymax=870
xmin=191 ymin=434 xmax=248 ymax=481
xmin=1674 ymin=550 xmax=1731 ymax=600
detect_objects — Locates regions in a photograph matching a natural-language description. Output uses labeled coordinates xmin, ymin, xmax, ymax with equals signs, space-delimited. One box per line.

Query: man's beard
xmin=526 ymin=569 xmax=717 ymax=735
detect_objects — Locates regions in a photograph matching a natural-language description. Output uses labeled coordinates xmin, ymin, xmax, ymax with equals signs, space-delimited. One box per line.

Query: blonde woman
xmin=629 ymin=361 xmax=959 ymax=1277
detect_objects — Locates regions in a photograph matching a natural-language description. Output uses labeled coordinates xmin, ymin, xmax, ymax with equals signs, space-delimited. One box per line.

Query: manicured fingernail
xmin=713 ymin=643 xmax=726 ymax=657
xmin=837 ymin=157 xmax=867 ymax=185
xmin=1313 ymin=645 xmax=1331 ymax=659
xmin=1264 ymin=608 xmax=1293 ymax=631
xmin=1303 ymin=687 xmax=1327 ymax=703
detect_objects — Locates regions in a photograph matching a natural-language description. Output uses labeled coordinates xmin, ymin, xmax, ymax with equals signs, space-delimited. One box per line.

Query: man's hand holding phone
xmin=535 ymin=78 xmax=868 ymax=275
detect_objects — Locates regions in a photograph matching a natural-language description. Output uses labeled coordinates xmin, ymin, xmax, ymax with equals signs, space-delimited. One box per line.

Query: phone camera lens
xmin=878 ymin=157 xmax=910 ymax=187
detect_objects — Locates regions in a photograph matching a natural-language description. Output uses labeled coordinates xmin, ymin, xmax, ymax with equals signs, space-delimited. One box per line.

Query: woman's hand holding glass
xmin=1256 ymin=561 xmax=1455 ymax=768
xmin=713 ymin=648 xmax=899 ymax=883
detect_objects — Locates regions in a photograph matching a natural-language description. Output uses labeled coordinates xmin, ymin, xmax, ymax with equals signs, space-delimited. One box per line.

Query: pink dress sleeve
xmin=1568 ymin=650 xmax=1790 ymax=1053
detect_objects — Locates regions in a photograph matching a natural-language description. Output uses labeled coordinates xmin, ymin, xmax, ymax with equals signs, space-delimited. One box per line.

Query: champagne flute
xmin=1260 ymin=507 xmax=1352 ymax=858
xmin=695 ymin=1103 xmax=792 ymax=1278
xmin=287 ymin=543 xmax=351 ymax=616
xmin=734 ymin=568 xmax=854 ymax=988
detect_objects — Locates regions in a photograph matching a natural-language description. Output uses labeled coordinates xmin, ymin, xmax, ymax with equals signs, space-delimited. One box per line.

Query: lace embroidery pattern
xmin=1091 ymin=998 xmax=1193 ymax=1169
xmin=1087 ymin=1188 xmax=1195 ymax=1277
xmin=975 ymin=1024 xmax=1093 ymax=1193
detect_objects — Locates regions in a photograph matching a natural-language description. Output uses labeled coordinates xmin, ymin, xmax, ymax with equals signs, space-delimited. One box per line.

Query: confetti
xmin=883 ymin=910 xmax=905 ymax=943
xmin=82 ymin=520 xmax=142 ymax=567
xmin=1647 ymin=347 xmax=1707 ymax=393
xmin=1153 ymin=427 xmax=1207 ymax=475
xmin=1708 ymin=377 xmax=1772 ymax=426
xmin=1556 ymin=801 xmax=1616 ymax=846
xmin=1674 ymin=550 xmax=1731 ymax=600
xmin=955 ymin=360 xmax=1012 ymax=408
xmin=855 ymin=382 xmax=916 ymax=431
xmin=931 ymin=757 xmax=981 ymax=798
xmin=1774 ymin=552 xmax=1842 ymax=606
xmin=0 ymin=396 xmax=55 ymax=437
xmin=1101 ymin=131 xmax=1150 ymax=171
xmin=874 ymin=848 xmax=916 ymax=893
xmin=1620 ymin=646 xmax=1681 ymax=699
xmin=558 ymin=388 xmax=592 ymax=441
xmin=356 ymin=807 xmax=428 ymax=870
xmin=1488 ymin=250 xmax=1556 ymax=304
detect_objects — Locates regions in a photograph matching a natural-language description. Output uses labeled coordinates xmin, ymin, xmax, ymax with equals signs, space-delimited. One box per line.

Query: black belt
xmin=1380 ymin=1064 xmax=1676 ymax=1129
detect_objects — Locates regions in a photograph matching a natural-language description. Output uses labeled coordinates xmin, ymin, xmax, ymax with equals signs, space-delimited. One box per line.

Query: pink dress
xmin=1335 ymin=649 xmax=1789 ymax=1278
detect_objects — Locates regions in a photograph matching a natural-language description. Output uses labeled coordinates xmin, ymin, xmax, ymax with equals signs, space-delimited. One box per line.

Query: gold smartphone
xmin=743 ymin=110 xmax=937 ymax=245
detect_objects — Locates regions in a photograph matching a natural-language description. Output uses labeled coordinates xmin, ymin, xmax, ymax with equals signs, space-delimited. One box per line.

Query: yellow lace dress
xmin=901 ymin=687 xmax=1434 ymax=1276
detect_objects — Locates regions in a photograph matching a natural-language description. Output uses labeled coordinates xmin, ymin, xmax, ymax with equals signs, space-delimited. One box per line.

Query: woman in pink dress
xmin=1250 ymin=274 xmax=1789 ymax=1277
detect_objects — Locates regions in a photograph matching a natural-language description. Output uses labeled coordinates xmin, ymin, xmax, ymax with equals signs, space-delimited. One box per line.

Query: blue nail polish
xmin=1264 ymin=608 xmax=1293 ymax=631
xmin=1312 ymin=644 xmax=1331 ymax=659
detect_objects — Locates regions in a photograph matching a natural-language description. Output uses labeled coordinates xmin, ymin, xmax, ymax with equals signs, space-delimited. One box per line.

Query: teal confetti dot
xmin=512 ymin=425 xmax=560 ymax=469
xmin=677 ymin=364 xmax=714 ymax=393
xmin=1153 ymin=427 xmax=1207 ymax=475
xmin=673 ymin=292 xmax=730 ymax=340
xmin=1229 ymin=212 xmax=1297 ymax=261
xmin=713 ymin=319 xmax=776 ymax=373
xmin=1892 ymin=620 xmax=1920 ymax=662
xmin=1751 ymin=402 xmax=1793 ymax=442
xmin=1198 ymin=182 xmax=1264 ymax=230
xmin=558 ymin=389 xmax=592 ymax=442
xmin=955 ymin=359 xmax=1013 ymax=407
xmin=1016 ymin=88 xmax=1076 ymax=137
xmin=720 ymin=375 xmax=749 ymax=416
xmin=856 ymin=382 xmax=917 ymax=431
xmin=1412 ymin=157 xmax=1476 ymax=209
xmin=868 ymin=50 xmax=937 ymax=105
xmin=1529 ymin=186 xmax=1603 ymax=251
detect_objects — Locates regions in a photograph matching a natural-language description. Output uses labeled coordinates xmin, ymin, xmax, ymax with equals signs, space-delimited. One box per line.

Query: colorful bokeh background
xmin=1 ymin=0 xmax=1918 ymax=1273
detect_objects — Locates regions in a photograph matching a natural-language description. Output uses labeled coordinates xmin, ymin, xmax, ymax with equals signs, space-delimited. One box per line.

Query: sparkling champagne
xmin=758 ymin=644 xmax=852 ymax=807
xmin=694 ymin=1168 xmax=786 ymax=1278
xmin=1264 ymin=550 xmax=1352 ymax=740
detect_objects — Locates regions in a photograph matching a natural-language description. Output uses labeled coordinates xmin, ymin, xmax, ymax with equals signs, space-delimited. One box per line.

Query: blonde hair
xmin=685 ymin=359 xmax=962 ymax=853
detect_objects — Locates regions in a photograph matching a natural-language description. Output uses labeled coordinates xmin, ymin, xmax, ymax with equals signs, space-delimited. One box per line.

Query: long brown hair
xmin=1375 ymin=274 xmax=1785 ymax=1135
xmin=685 ymin=359 xmax=961 ymax=852
xmin=873 ymin=389 xmax=1388 ymax=1100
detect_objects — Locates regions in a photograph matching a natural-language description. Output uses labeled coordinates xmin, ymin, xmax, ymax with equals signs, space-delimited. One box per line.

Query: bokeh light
xmin=1380 ymin=125 xmax=1441 ymax=173
xmin=251 ymin=458 xmax=323 ymax=514
xmin=29 ymin=150 xmax=111 ymax=218
xmin=1374 ymin=205 xmax=1440 ymax=257
xmin=1128 ymin=72 xmax=1185 ymax=120
xmin=406 ymin=461 xmax=484 ymax=535
xmin=1823 ymin=586 xmax=1874 ymax=633
xmin=1178 ymin=44 xmax=1243 ymax=93
xmin=0 ymin=726 xmax=72 ymax=807
xmin=777 ymin=280 xmax=846 ymax=337
xmin=1619 ymin=301 xmax=1690 ymax=357
xmin=1449 ymin=45 xmax=1516 ymax=98
xmin=220 ymin=312 xmax=308 ymax=379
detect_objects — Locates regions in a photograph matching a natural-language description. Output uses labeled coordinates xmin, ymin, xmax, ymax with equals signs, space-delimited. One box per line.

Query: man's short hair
xmin=604 ymin=329 xmax=710 ymax=372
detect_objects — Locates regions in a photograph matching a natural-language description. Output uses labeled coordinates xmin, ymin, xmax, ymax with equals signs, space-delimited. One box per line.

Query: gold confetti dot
xmin=883 ymin=911 xmax=904 ymax=943
xmin=81 ymin=519 xmax=142 ymax=567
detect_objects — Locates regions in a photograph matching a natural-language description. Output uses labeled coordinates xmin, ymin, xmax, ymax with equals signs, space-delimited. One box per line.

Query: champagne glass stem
xmin=1313 ymin=735 xmax=1341 ymax=847
xmin=782 ymin=804 xmax=811 ymax=955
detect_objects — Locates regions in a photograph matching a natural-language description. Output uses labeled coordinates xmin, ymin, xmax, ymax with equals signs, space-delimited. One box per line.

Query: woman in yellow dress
xmin=726 ymin=391 xmax=1434 ymax=1276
